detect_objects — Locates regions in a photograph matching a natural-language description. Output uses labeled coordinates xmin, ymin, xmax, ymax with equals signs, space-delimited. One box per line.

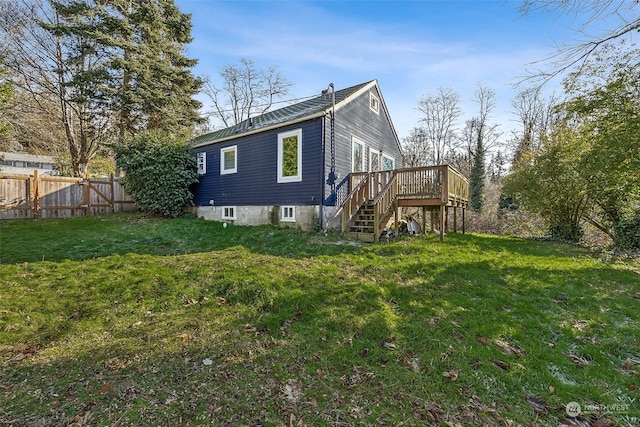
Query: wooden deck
xmin=340 ymin=165 xmax=469 ymax=242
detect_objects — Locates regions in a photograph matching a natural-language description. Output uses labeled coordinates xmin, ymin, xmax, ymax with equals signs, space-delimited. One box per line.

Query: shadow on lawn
xmin=2 ymin=250 xmax=639 ymax=425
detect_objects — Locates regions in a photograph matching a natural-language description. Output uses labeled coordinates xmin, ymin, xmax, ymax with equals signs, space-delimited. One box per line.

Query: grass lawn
xmin=1 ymin=214 xmax=638 ymax=426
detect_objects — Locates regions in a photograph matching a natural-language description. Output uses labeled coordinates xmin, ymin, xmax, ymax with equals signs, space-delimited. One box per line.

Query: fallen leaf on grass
xmin=475 ymin=334 xmax=488 ymax=345
xmin=492 ymin=360 xmax=510 ymax=371
xmin=413 ymin=402 xmax=444 ymax=422
xmin=69 ymin=411 xmax=93 ymax=427
xmin=280 ymin=308 xmax=303 ymax=335
xmin=442 ymin=369 xmax=459 ymax=381
xmin=382 ymin=342 xmax=397 ymax=350
xmin=492 ymin=339 xmax=526 ymax=358
xmin=11 ymin=353 xmax=26 ymax=362
xmin=622 ymin=357 xmax=634 ymax=371
xmin=243 ymin=325 xmax=268 ymax=334
xmin=571 ymin=320 xmax=589 ymax=331
xmin=97 ymin=383 xmax=111 ymax=393
xmin=177 ymin=333 xmax=192 ymax=343
xmin=340 ymin=366 xmax=375 ymax=386
xmin=202 ymin=358 xmax=213 ymax=366
xmin=283 ymin=379 xmax=302 ymax=405
xmin=217 ymin=297 xmax=229 ymax=306
xmin=526 ymin=395 xmax=548 ymax=415
xmin=566 ymin=353 xmax=591 ymax=366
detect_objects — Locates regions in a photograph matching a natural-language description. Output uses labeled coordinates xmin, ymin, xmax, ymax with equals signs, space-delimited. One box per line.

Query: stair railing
xmin=372 ymin=172 xmax=398 ymax=240
xmin=340 ymin=174 xmax=371 ymax=233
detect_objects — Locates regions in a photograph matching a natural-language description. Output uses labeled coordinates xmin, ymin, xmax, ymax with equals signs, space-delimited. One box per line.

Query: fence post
xmin=31 ymin=170 xmax=40 ymax=218
xmin=110 ymin=174 xmax=115 ymax=213
xmin=83 ymin=172 xmax=91 ymax=216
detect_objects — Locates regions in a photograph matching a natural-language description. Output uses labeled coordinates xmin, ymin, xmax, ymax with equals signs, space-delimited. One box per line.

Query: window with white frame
xmin=281 ymin=206 xmax=295 ymax=222
xmin=222 ymin=206 xmax=236 ymax=220
xmin=369 ymin=150 xmax=380 ymax=172
xmin=277 ymin=129 xmax=302 ymax=183
xmin=196 ymin=152 xmax=206 ymax=175
xmin=351 ymin=137 xmax=365 ymax=172
xmin=369 ymin=92 xmax=380 ymax=114
xmin=382 ymin=154 xmax=395 ymax=171
xmin=220 ymin=145 xmax=237 ymax=175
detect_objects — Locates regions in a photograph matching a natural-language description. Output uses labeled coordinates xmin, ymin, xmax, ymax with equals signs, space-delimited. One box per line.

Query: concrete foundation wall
xmin=195 ymin=205 xmax=329 ymax=232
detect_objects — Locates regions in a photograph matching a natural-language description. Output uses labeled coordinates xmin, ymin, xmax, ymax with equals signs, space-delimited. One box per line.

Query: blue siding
xmin=322 ymin=85 xmax=403 ymax=205
xmin=193 ymin=119 xmax=324 ymax=207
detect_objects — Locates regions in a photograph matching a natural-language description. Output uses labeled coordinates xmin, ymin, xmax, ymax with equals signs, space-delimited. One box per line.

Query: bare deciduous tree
xmin=519 ymin=0 xmax=640 ymax=84
xmin=510 ymin=87 xmax=558 ymax=162
xmin=401 ymin=126 xmax=433 ymax=168
xmin=0 ymin=0 xmax=109 ymax=175
xmin=203 ymin=58 xmax=293 ymax=128
xmin=417 ymin=87 xmax=462 ymax=165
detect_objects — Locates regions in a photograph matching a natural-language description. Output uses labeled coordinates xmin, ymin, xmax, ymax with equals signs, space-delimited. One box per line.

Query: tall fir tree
xmin=51 ymin=0 xmax=203 ymax=141
xmin=103 ymin=0 xmax=203 ymax=138
xmin=469 ymin=119 xmax=486 ymax=212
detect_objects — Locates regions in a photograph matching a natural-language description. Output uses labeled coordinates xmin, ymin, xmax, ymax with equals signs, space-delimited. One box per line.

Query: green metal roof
xmin=191 ymin=80 xmax=374 ymax=147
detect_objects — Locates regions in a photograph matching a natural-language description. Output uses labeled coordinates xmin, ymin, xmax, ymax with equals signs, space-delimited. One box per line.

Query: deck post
xmin=394 ymin=203 xmax=399 ymax=239
xmin=462 ymin=207 xmax=466 ymax=234
xmin=445 ymin=206 xmax=449 ymax=232
xmin=421 ymin=206 xmax=427 ymax=235
xmin=439 ymin=205 xmax=445 ymax=242
xmin=453 ymin=206 xmax=457 ymax=232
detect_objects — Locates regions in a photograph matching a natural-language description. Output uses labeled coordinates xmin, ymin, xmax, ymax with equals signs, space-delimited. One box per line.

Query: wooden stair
xmin=343 ymin=201 xmax=377 ymax=242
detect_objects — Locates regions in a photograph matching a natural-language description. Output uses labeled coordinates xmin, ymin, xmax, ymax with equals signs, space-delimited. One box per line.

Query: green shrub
xmin=115 ymin=131 xmax=198 ymax=217
xmin=614 ymin=209 xmax=640 ymax=251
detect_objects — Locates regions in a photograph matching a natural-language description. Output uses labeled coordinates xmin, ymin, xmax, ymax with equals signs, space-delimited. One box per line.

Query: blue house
xmin=191 ymin=80 xmax=403 ymax=232
xmin=192 ymin=79 xmax=469 ymax=241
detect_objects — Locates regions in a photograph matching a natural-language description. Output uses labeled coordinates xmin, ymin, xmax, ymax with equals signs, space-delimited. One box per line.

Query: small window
xmin=369 ymin=93 xmax=380 ymax=114
xmin=220 ymin=145 xmax=237 ymax=175
xmin=369 ymin=150 xmax=380 ymax=172
xmin=281 ymin=206 xmax=295 ymax=222
xmin=382 ymin=154 xmax=395 ymax=171
xmin=352 ymin=137 xmax=365 ymax=172
xmin=222 ymin=206 xmax=236 ymax=220
xmin=197 ymin=152 xmax=206 ymax=175
xmin=277 ymin=129 xmax=302 ymax=183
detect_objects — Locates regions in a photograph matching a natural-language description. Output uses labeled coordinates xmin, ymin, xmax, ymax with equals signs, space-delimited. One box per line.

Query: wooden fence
xmin=0 ymin=170 xmax=137 ymax=219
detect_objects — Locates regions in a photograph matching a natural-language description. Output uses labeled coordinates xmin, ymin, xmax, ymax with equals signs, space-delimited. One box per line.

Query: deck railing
xmin=341 ymin=165 xmax=468 ymax=236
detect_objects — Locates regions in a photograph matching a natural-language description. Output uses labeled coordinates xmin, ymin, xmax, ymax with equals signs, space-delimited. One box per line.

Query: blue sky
xmin=175 ymin=0 xmax=588 ymax=140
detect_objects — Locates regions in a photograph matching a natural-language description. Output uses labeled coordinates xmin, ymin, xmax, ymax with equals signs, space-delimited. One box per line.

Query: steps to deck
xmin=340 ymin=166 xmax=469 ymax=243
xmin=347 ymin=203 xmax=374 ymax=234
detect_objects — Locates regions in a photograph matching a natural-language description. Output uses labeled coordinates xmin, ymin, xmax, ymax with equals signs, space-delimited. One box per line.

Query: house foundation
xmin=195 ymin=205 xmax=322 ymax=232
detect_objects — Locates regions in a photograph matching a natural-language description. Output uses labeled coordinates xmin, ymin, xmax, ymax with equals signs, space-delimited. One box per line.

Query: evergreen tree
xmin=103 ymin=0 xmax=203 ymax=138
xmin=469 ymin=118 xmax=485 ymax=212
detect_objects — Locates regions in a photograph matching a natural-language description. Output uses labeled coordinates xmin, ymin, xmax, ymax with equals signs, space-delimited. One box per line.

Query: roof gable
xmin=192 ymin=80 xmax=377 ymax=147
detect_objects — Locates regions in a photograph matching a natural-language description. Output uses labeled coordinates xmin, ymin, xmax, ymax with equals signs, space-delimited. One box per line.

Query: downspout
xmin=320 ymin=83 xmax=336 ymax=231
xmin=320 ymin=112 xmax=326 ymax=231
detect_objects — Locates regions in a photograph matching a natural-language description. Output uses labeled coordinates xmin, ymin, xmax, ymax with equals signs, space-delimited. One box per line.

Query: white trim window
xmin=196 ymin=152 xmax=206 ymax=175
xmin=351 ymin=137 xmax=365 ymax=172
xmin=369 ymin=92 xmax=380 ymax=114
xmin=369 ymin=150 xmax=380 ymax=172
xmin=220 ymin=145 xmax=237 ymax=175
xmin=281 ymin=206 xmax=295 ymax=222
xmin=277 ymin=129 xmax=302 ymax=183
xmin=382 ymin=153 xmax=395 ymax=171
xmin=222 ymin=206 xmax=236 ymax=220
